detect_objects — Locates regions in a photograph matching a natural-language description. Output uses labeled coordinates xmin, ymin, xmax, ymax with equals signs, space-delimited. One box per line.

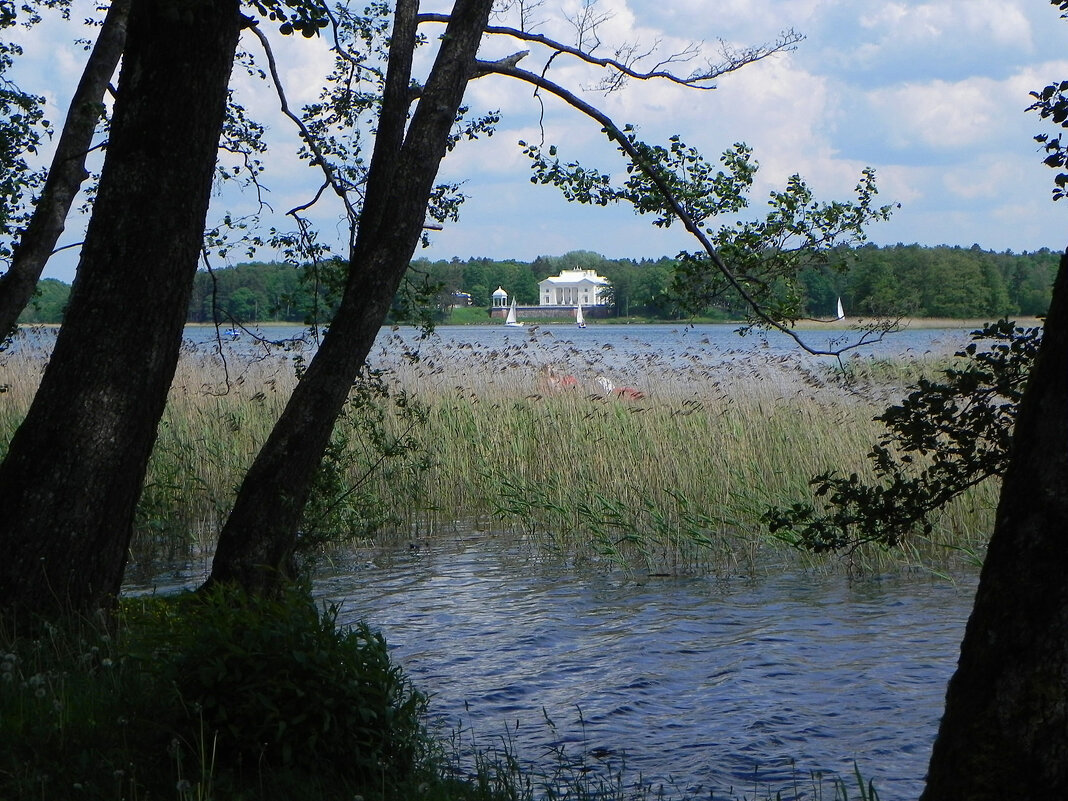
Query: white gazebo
xmin=491 ymin=286 xmax=509 ymax=308
xmin=538 ymin=269 xmax=610 ymax=307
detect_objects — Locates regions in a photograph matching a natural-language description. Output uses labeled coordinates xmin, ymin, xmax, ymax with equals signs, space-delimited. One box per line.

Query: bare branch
xmin=711 ymin=32 xmax=804 ymax=77
xmin=568 ymin=0 xmax=610 ymax=54
xmin=419 ymin=13 xmax=802 ymax=91
xmin=472 ymin=49 xmax=529 ymax=78
xmin=245 ymin=20 xmax=359 ymax=226
xmin=491 ymin=0 xmax=546 ymax=33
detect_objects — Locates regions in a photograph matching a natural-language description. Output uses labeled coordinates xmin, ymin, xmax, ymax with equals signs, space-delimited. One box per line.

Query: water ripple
xmin=322 ymin=538 xmax=975 ymax=800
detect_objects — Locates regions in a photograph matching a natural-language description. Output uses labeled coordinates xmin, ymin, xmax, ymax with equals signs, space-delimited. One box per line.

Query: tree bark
xmin=0 ymin=0 xmax=242 ymax=620
xmin=0 ymin=0 xmax=130 ymax=335
xmin=921 ymin=252 xmax=1068 ymax=799
xmin=206 ymin=0 xmax=494 ymax=595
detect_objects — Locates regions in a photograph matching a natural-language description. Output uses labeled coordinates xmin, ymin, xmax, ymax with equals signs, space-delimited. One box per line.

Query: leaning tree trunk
xmin=921 ymin=251 xmax=1068 ymax=799
xmin=0 ymin=0 xmax=241 ymax=620
xmin=206 ymin=0 xmax=494 ymax=596
xmin=0 ymin=0 xmax=130 ymax=336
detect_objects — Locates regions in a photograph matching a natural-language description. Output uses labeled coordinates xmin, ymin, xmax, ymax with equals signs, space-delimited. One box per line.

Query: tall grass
xmin=0 ymin=327 xmax=996 ymax=576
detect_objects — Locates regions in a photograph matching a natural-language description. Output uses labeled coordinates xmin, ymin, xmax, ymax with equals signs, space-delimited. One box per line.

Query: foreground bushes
xmin=0 ymin=587 xmax=434 ymax=800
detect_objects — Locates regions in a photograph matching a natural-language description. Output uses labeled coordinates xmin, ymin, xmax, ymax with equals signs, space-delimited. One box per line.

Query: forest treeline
xmin=17 ymin=243 xmax=1058 ymax=324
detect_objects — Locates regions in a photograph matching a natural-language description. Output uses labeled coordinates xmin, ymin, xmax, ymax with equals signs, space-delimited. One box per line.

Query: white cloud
xmin=858 ymin=1 xmax=1032 ymax=50
xmin=866 ymin=78 xmax=1002 ymax=151
xmin=943 ymin=156 xmax=1031 ymax=201
xmin=8 ymin=0 xmax=1068 ymax=284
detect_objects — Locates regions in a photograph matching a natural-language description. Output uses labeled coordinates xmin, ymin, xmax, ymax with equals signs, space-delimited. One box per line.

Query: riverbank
xmin=0 ymin=583 xmax=892 ymax=801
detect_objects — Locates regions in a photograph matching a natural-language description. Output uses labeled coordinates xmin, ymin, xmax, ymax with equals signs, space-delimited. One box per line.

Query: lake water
xmin=313 ymin=536 xmax=975 ymax=800
xmin=180 ymin=320 xmax=974 ymax=364
xmin=11 ymin=320 xmax=976 ymax=383
xmin=170 ymin=321 xmax=977 ymax=402
xmin=12 ymin=320 xmax=981 ymax=799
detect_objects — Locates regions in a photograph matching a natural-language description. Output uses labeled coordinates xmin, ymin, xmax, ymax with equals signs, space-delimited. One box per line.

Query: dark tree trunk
xmin=206 ymin=0 xmax=494 ymax=595
xmin=0 ymin=0 xmax=241 ymax=619
xmin=0 ymin=0 xmax=130 ymax=335
xmin=921 ymin=252 xmax=1068 ymax=799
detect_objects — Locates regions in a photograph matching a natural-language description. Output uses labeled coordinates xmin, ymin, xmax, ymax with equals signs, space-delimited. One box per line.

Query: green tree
xmin=198 ymin=2 xmax=869 ymax=595
xmin=205 ymin=0 xmax=498 ymax=594
xmin=0 ymin=0 xmax=244 ymax=616
xmin=0 ymin=0 xmax=886 ymax=616
xmin=922 ymin=249 xmax=991 ymax=317
xmin=919 ymin=3 xmax=1068 ymax=792
xmin=0 ymin=0 xmax=129 ymax=338
xmin=16 ymin=277 xmax=69 ymax=323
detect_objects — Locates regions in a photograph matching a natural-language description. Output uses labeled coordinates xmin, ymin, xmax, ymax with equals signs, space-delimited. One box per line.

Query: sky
xmin=8 ymin=0 xmax=1068 ymax=284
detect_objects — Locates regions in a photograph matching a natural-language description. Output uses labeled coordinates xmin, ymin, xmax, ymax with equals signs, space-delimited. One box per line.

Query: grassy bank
xmin=1 ymin=327 xmax=996 ymax=576
xmin=0 ymin=593 xmax=885 ymax=801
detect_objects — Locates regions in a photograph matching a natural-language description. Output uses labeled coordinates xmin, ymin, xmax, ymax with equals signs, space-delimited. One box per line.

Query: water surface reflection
xmin=319 ymin=537 xmax=974 ymax=800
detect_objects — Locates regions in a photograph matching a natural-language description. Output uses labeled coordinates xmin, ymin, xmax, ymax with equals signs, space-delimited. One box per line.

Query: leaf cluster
xmin=519 ymin=134 xmax=756 ymax=223
xmin=1028 ymin=4 xmax=1068 ymax=200
xmin=247 ymin=0 xmax=329 ymax=38
xmin=0 ymin=2 xmax=51 ymax=266
xmin=764 ymin=319 xmax=1041 ymax=552
xmin=674 ymin=168 xmax=894 ymax=324
xmin=520 ymin=126 xmax=893 ymax=334
xmin=1029 ymin=80 xmax=1068 ymax=200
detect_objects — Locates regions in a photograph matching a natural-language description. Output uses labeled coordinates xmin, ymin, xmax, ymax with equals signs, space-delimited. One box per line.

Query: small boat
xmin=504 ymin=298 xmax=525 ymax=327
xmin=836 ymin=297 xmax=845 ymax=320
xmin=576 ymin=304 xmax=587 ymax=328
xmin=224 ymin=327 xmax=240 ymax=340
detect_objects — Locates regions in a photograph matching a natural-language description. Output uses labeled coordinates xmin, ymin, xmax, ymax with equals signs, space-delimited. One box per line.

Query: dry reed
xmin=0 ymin=326 xmax=995 ymax=575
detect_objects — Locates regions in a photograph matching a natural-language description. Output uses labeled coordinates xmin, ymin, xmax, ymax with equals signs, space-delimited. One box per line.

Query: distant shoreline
xmin=19 ymin=316 xmax=1045 ymax=332
xmin=791 ymin=315 xmax=1044 ymax=331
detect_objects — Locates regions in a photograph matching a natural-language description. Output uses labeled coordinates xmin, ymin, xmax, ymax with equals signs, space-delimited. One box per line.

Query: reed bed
xmin=0 ymin=326 xmax=996 ymax=577
xmin=372 ymin=333 xmax=992 ymax=573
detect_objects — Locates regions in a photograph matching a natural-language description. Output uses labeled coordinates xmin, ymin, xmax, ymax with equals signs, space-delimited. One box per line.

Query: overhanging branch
xmin=478 ymin=60 xmax=879 ymax=358
xmin=419 ymin=13 xmax=802 ymax=90
xmin=246 ymin=20 xmax=360 ymax=228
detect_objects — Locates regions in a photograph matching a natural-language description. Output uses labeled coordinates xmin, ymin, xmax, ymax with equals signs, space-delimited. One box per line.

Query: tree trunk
xmin=0 ymin=0 xmax=241 ymax=620
xmin=0 ymin=0 xmax=130 ymax=335
xmin=921 ymin=252 xmax=1068 ymax=799
xmin=206 ymin=0 xmax=494 ymax=595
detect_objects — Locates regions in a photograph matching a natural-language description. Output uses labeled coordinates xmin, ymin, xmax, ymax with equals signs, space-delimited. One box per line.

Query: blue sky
xmin=9 ymin=0 xmax=1068 ymax=283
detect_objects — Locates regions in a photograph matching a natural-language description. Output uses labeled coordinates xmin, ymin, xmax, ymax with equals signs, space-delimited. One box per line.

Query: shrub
xmin=122 ymin=585 xmax=430 ymax=798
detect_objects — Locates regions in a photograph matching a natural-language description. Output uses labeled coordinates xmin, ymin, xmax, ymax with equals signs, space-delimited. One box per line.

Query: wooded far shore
xmin=18 ymin=243 xmax=1058 ymax=326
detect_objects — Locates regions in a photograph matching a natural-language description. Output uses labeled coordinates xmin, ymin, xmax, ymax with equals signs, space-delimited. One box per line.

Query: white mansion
xmin=537 ymin=269 xmax=610 ymax=307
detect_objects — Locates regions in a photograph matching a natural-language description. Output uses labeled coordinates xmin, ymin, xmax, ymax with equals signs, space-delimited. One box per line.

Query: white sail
xmin=505 ymin=298 xmax=524 ymax=327
xmin=576 ymin=304 xmax=586 ymax=328
xmin=836 ymin=297 xmax=845 ymax=320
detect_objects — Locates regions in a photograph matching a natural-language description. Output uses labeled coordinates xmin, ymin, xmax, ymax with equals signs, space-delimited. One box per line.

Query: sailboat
xmin=575 ymin=303 xmax=587 ymax=328
xmin=504 ymin=298 xmax=524 ymax=327
xmin=836 ymin=297 xmax=845 ymax=320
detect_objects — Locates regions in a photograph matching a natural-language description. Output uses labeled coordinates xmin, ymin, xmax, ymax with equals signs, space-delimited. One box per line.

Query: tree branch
xmin=245 ymin=20 xmax=360 ymax=227
xmin=418 ymin=13 xmax=803 ymax=90
xmin=478 ymin=60 xmax=881 ymax=357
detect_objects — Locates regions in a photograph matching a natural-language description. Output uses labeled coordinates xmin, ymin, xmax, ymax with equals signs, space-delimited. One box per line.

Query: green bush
xmin=123 ymin=585 xmax=429 ymax=796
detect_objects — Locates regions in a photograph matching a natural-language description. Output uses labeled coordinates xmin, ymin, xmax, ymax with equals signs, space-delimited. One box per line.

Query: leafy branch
xmin=479 ymin=58 xmax=895 ymax=356
xmin=763 ymin=319 xmax=1041 ymax=552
